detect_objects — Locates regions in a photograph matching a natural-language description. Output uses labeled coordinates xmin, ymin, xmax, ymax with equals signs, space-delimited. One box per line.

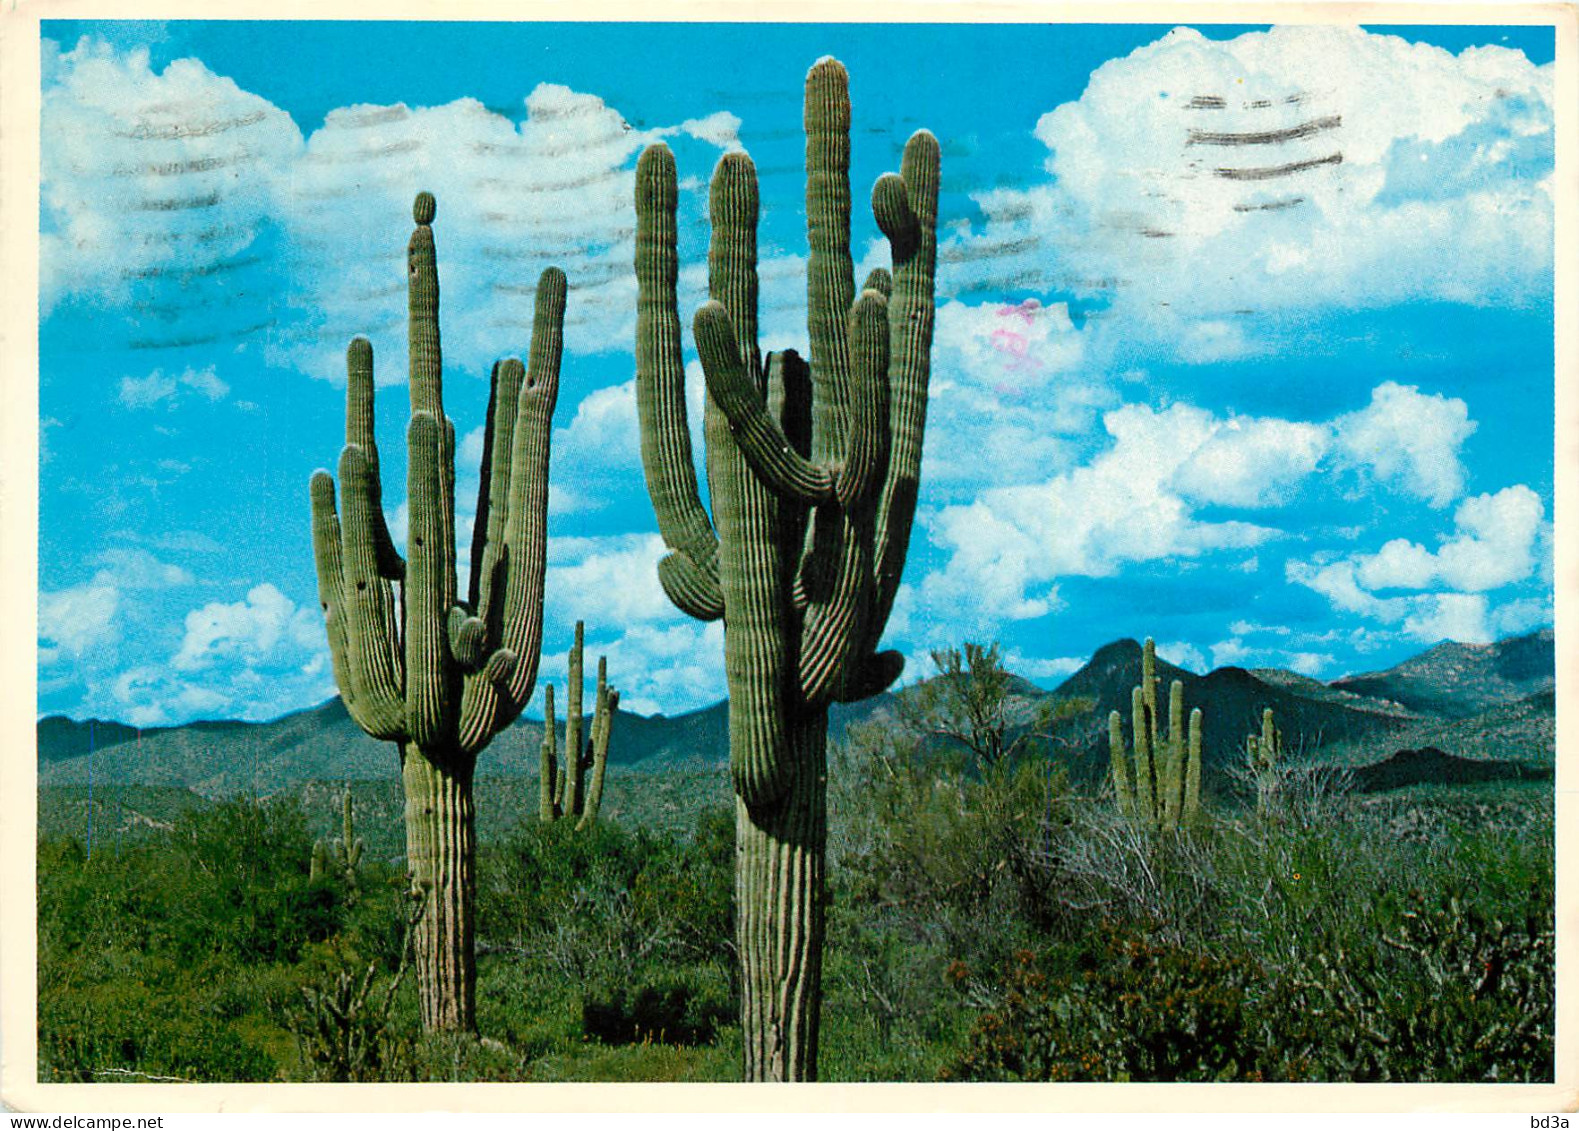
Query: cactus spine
xmin=634 ymin=57 xmax=938 ymax=1081
xmin=538 ymin=621 xmax=619 ymax=829
xmin=1247 ymin=707 xmax=1282 ymax=817
xmin=1108 ymin=638 xmax=1203 ymax=831
xmin=309 ymin=192 xmax=564 ymax=1032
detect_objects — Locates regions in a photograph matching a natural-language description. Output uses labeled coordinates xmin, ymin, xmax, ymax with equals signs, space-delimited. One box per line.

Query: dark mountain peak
xmin=1200 ymin=666 xmax=1262 ymax=691
xmin=1058 ymin=638 xmax=1196 ymax=703
xmin=1495 ymin=630 xmax=1557 ymax=683
xmin=311 ymin=696 xmax=351 ymax=723
xmin=1088 ymin=637 xmax=1144 ymax=665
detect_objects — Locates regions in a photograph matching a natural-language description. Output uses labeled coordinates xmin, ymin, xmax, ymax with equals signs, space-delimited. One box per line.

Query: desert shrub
xmin=36 ymin=798 xmax=354 ymax=1083
xmin=283 ymin=948 xmax=416 ymax=1081
xmin=1264 ymin=878 xmax=1555 ymax=1081
xmin=830 ymin=722 xmax=1068 ymax=972
xmin=39 ymin=964 xmax=278 ymax=1082
xmin=161 ymin=795 xmax=346 ymax=963
xmin=478 ymin=804 xmax=736 ymax=1048
xmin=942 ymin=795 xmax=1556 ymax=1084
xmin=1045 ymin=808 xmax=1228 ymax=947
xmin=582 ymin=972 xmax=734 ymax=1046
xmin=942 ymin=935 xmax=1275 ymax=1082
xmin=628 ymin=805 xmax=734 ymax=975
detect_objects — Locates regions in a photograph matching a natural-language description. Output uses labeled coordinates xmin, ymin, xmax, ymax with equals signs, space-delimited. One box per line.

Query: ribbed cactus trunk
xmin=402 ymin=745 xmax=475 ymax=1030
xmin=309 ymin=192 xmax=564 ymax=1032
xmin=540 ymin=685 xmax=559 ymax=822
xmin=562 ymin=621 xmax=584 ymax=817
xmin=576 ymin=655 xmax=617 ymax=830
xmin=736 ymin=711 xmax=827 ymax=1079
xmin=634 ymin=58 xmax=938 ymax=1081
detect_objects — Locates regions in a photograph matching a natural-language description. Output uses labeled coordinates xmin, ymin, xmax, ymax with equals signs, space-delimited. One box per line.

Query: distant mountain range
xmin=37 ymin=629 xmax=1554 ymax=795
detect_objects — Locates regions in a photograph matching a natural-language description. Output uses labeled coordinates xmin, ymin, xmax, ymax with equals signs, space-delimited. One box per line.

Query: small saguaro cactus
xmin=310 ymin=838 xmax=332 ymax=883
xmin=1108 ymin=638 xmax=1203 ymax=831
xmin=538 ymin=620 xmax=620 ymax=830
xmin=1247 ymin=707 xmax=1282 ymax=816
xmin=309 ymin=191 xmax=565 ymax=1032
xmin=634 ymin=57 xmax=938 ymax=1081
xmin=334 ymin=789 xmax=365 ymax=895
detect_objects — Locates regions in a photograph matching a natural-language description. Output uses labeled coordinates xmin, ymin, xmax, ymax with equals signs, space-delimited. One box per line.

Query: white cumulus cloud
xmin=945 ymin=25 xmax=1553 ymax=362
xmin=545 ymin=533 xmax=677 ymax=629
xmin=1331 ymin=381 xmax=1477 ymax=508
xmin=42 ymin=37 xmax=738 ymax=378
xmin=1286 ymin=482 xmax=1548 ymax=647
xmin=922 ymin=401 xmax=1284 ymax=621
xmin=173 ymin=582 xmax=321 ymax=672
xmin=41 ymin=37 xmax=303 ymax=321
xmin=39 ymin=584 xmax=122 ymax=664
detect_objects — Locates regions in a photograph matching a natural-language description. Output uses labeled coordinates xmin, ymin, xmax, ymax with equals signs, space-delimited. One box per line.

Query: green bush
xmin=477 ymin=805 xmax=736 ymax=1049
xmin=36 ymin=751 xmax=1554 ymax=1085
xmin=1264 ymin=879 xmax=1555 ymax=1081
xmin=943 ymin=934 xmax=1274 ymax=1082
xmin=582 ymin=973 xmax=733 ymax=1046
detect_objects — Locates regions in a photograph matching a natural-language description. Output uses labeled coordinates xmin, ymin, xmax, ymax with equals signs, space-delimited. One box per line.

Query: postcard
xmin=2 ymin=0 xmax=1574 ymax=1114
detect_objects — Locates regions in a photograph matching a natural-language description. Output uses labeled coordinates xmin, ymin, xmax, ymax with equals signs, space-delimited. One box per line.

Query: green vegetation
xmin=38 ymin=663 xmax=1554 ymax=1083
xmin=633 ymin=56 xmax=940 ymax=1081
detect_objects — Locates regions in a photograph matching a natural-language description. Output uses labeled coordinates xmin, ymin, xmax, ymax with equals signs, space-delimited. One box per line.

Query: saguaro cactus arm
xmin=634 ymin=147 xmax=725 ymax=623
xmin=577 ymin=658 xmax=617 ymax=830
xmin=539 ymin=684 xmax=559 ymax=823
xmin=1248 ymin=706 xmax=1282 ymax=816
xmin=1109 ymin=709 xmax=1134 ymax=816
xmin=564 ymin=621 xmax=585 ymax=817
xmin=336 ymin=789 xmax=364 ymax=874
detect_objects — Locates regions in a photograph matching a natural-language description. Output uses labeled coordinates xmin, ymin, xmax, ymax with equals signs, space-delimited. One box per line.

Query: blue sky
xmin=37 ymin=20 xmax=1558 ymax=726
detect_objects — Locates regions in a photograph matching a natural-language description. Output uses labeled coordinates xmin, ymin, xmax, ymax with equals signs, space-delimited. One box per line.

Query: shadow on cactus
xmin=539 ymin=620 xmax=619 ymax=830
xmin=308 ymin=191 xmax=565 ymax=1032
xmin=634 ymin=56 xmax=938 ymax=1080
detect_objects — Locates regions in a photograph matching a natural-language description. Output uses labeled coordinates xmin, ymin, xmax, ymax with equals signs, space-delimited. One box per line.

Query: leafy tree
xmin=902 ymin=641 xmax=1093 ymax=772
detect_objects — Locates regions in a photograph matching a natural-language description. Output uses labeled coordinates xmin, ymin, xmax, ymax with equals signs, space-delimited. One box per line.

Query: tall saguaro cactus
xmin=309 ymin=192 xmax=565 ymax=1032
xmin=634 ymin=57 xmax=938 ymax=1081
xmin=539 ymin=620 xmax=620 ymax=830
xmin=1109 ymin=638 xmax=1204 ymax=831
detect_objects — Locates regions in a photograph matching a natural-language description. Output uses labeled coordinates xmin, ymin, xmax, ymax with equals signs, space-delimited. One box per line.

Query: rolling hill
xmin=1331 ymin=629 xmax=1555 ymax=719
xmin=37 ymin=630 xmax=1554 ymax=794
